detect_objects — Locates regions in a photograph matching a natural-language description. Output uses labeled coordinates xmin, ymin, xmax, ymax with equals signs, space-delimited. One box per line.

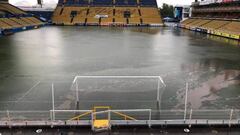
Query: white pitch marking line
xmin=16 ymin=81 xmax=41 ymax=102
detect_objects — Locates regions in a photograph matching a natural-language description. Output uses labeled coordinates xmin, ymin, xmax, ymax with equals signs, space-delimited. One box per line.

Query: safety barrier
xmin=211 ymin=30 xmax=240 ymax=40
xmin=180 ymin=26 xmax=240 ymax=40
xmin=0 ymin=109 xmax=240 ymax=129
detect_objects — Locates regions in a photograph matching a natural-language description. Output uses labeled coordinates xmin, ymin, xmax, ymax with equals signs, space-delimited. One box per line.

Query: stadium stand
xmin=200 ymin=20 xmax=229 ymax=30
xmin=141 ymin=7 xmax=162 ymax=24
xmin=180 ymin=0 xmax=240 ymax=40
xmin=218 ymin=21 xmax=240 ymax=35
xmin=0 ymin=1 xmax=45 ymax=35
xmin=52 ymin=0 xmax=163 ymax=26
xmin=0 ymin=2 xmax=26 ymax=15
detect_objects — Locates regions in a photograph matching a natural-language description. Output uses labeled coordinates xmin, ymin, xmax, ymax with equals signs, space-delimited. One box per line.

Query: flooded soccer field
xmin=0 ymin=26 xmax=240 ymax=112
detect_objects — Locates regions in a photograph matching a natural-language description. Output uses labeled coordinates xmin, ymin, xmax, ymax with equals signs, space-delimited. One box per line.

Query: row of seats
xmin=60 ymin=0 xmax=157 ymax=6
xmin=218 ymin=21 xmax=240 ymax=35
xmin=193 ymin=6 xmax=240 ymax=13
xmin=139 ymin=0 xmax=157 ymax=6
xmin=0 ymin=17 xmax=44 ymax=29
xmin=52 ymin=6 xmax=162 ymax=25
xmin=0 ymin=2 xmax=26 ymax=15
xmin=181 ymin=18 xmax=240 ymax=35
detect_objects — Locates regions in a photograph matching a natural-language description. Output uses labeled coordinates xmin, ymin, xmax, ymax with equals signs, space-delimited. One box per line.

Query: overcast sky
xmin=9 ymin=0 xmax=193 ymax=7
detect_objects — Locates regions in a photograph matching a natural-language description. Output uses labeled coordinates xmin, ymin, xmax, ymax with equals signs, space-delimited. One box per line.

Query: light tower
xmin=37 ymin=0 xmax=43 ymax=8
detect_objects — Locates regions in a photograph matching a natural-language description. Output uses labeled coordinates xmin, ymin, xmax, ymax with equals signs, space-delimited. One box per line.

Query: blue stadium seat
xmin=64 ymin=0 xmax=89 ymax=6
xmin=91 ymin=0 xmax=113 ymax=6
xmin=78 ymin=0 xmax=89 ymax=5
xmin=65 ymin=0 xmax=74 ymax=5
xmin=115 ymin=0 xmax=137 ymax=6
xmin=139 ymin=0 xmax=157 ymax=7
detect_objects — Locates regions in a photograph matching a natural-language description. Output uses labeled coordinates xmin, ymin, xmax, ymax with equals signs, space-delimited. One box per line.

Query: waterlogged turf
xmin=0 ymin=26 xmax=239 ymax=112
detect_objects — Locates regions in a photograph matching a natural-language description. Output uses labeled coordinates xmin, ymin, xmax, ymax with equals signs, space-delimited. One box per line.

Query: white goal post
xmin=72 ymin=76 xmax=166 ymax=102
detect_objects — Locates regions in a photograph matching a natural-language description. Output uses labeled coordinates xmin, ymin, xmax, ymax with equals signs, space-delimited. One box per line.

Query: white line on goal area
xmin=16 ymin=81 xmax=41 ymax=102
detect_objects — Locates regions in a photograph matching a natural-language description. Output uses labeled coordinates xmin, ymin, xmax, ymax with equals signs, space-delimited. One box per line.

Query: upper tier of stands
xmin=0 ymin=2 xmax=44 ymax=31
xmin=59 ymin=0 xmax=157 ymax=7
xmin=191 ymin=1 xmax=240 ymax=20
xmin=52 ymin=0 xmax=162 ymax=26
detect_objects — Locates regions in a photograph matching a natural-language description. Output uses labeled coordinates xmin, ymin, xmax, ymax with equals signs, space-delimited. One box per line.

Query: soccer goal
xmin=71 ymin=76 xmax=166 ymax=105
